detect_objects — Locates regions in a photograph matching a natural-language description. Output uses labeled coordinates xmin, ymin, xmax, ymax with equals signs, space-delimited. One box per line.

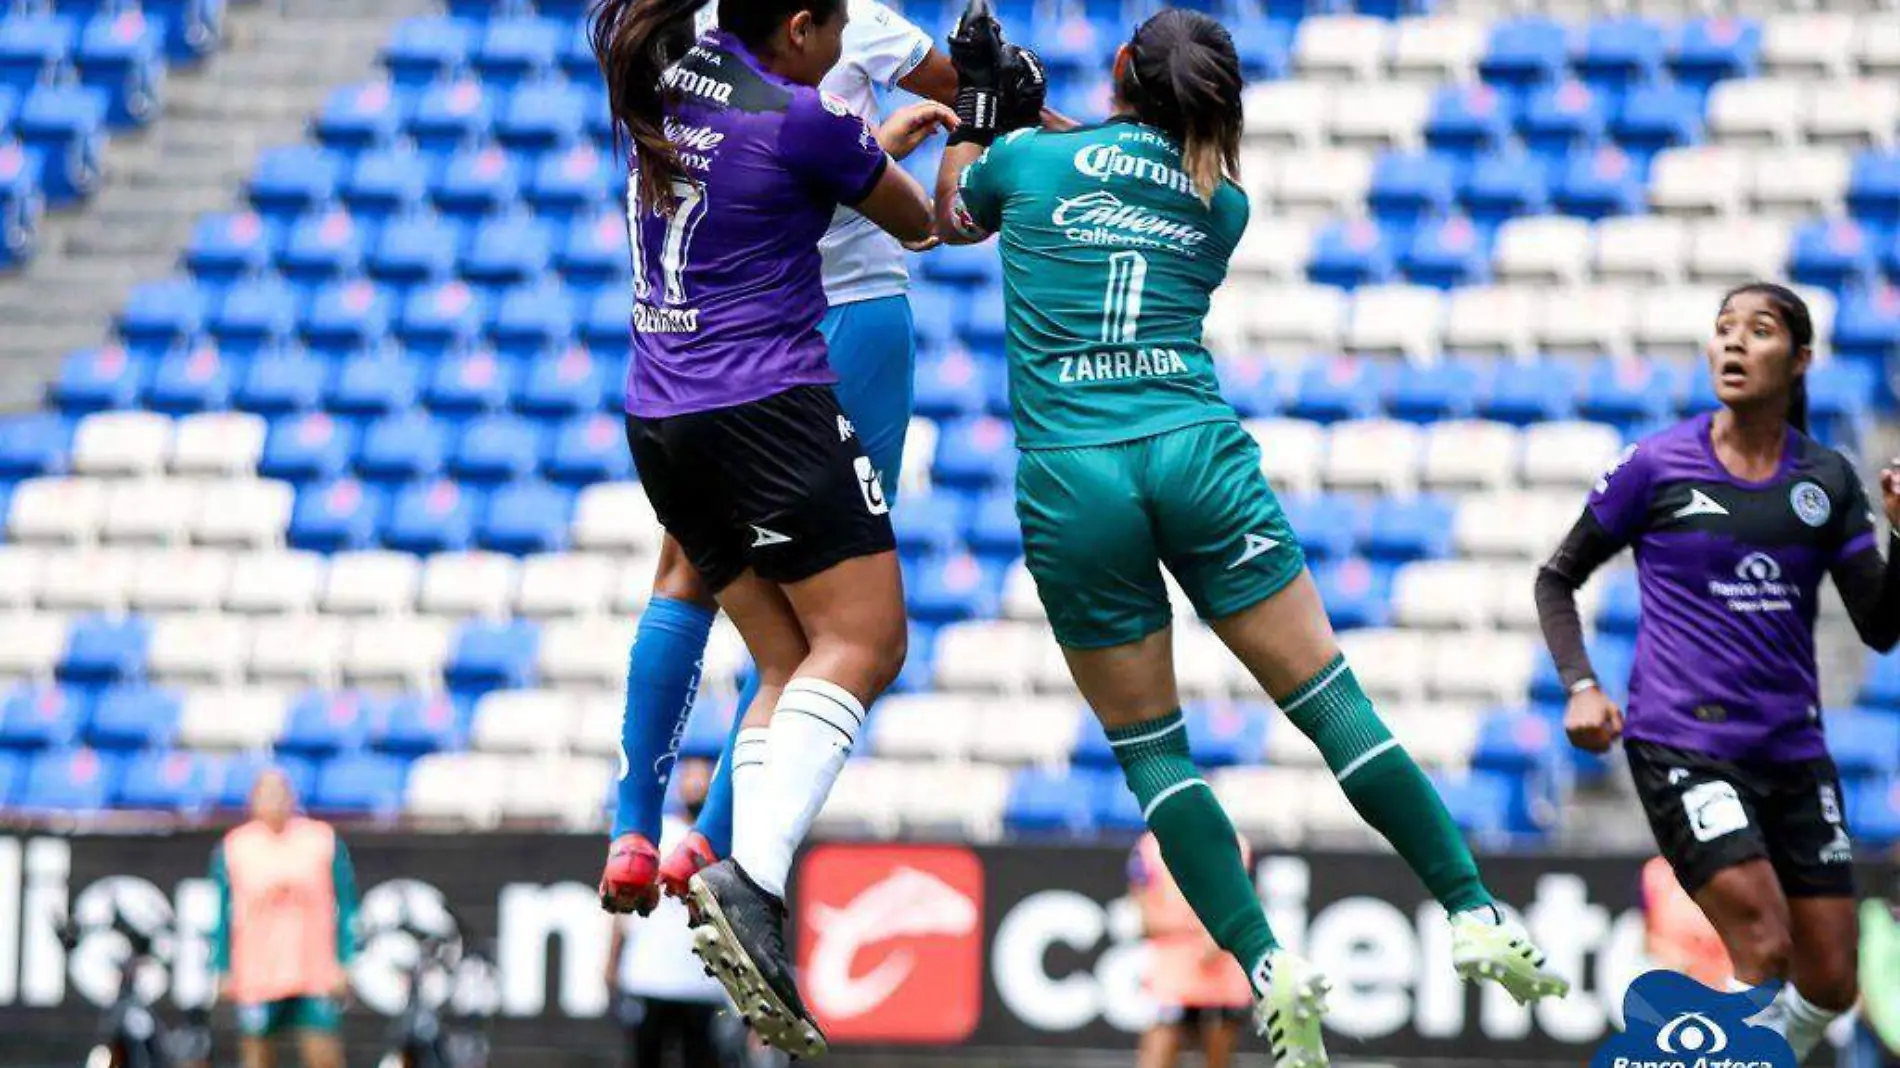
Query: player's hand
xmin=877 ymin=101 xmax=956 ymax=161
xmin=997 ymin=44 xmax=1048 ymax=133
xmin=948 ymin=0 xmax=1007 ymax=92
xmin=1880 ymin=461 xmax=1900 ymax=528
xmin=1563 ymin=686 xmax=1624 ymax=754
xmin=903 ymin=232 xmax=942 ymax=253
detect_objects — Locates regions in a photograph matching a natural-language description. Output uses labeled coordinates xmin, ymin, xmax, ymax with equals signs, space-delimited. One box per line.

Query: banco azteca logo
xmin=1591 ymin=970 xmax=1793 ymax=1068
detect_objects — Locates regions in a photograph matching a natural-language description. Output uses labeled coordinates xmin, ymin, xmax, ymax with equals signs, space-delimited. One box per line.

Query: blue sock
xmin=695 ymin=670 xmax=758 ymax=857
xmin=612 ymin=597 xmax=716 ymax=842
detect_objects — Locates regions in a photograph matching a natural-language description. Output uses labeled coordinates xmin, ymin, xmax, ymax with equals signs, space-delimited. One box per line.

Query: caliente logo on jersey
xmin=797 ymin=845 xmax=983 ymax=1043
xmin=1051 ymin=190 xmax=1209 ymax=252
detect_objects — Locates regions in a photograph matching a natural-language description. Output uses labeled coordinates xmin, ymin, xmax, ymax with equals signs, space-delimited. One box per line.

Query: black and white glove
xmin=997 ymin=44 xmax=1047 ymax=134
xmin=947 ymin=0 xmax=1006 ymax=146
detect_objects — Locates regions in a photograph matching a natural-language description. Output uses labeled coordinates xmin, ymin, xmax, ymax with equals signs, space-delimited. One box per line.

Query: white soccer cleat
xmin=1451 ymin=905 xmax=1572 ymax=1005
xmin=1252 ymin=949 xmax=1333 ymax=1068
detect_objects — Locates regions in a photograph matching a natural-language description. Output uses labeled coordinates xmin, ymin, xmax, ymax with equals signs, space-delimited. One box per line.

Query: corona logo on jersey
xmin=795 ymin=844 xmax=983 ymax=1043
xmin=1589 ymin=970 xmax=1792 ymax=1068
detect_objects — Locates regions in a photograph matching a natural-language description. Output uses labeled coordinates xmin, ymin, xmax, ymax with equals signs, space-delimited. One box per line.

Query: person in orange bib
xmin=1131 ymin=829 xmax=1254 ymax=1068
xmin=210 ymin=769 xmax=357 ymax=1068
xmin=1642 ymin=854 xmax=1734 ymax=990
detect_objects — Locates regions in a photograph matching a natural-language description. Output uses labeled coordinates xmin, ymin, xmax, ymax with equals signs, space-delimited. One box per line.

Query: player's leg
xmin=234 ymin=1002 xmax=280 ymax=1068
xmin=1151 ymin=422 xmax=1563 ymax=1003
xmin=1758 ymin=758 xmax=1861 ymax=1059
xmin=1137 ymin=1016 xmax=1184 ymax=1068
xmin=1202 ymin=1009 xmax=1244 ymax=1068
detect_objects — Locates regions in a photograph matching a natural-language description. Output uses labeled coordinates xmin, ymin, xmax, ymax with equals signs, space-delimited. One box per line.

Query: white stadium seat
xmin=610 ymin=556 xmax=660 ymax=615
xmin=1001 ymin=558 xmax=1045 ymax=621
xmin=71 ymin=412 xmax=171 ymax=477
xmin=1388 ymin=16 xmax=1486 ymax=82
xmin=406 ymin=753 xmax=508 ymax=827
xmin=1238 ymin=285 xmax=1348 ymax=357
xmin=1246 ymin=418 xmax=1326 ymax=496
xmin=702 ymin=617 xmax=752 ymax=691
xmin=1750 ymin=147 xmax=1850 ymax=217
xmin=503 ymin=756 xmax=612 ymax=827
xmin=1231 ymin=218 xmax=1314 ymax=280
xmin=899 ymin=417 xmax=936 ymax=500
xmin=341 ymin=616 xmax=452 ymax=689
xmin=1455 ymin=491 xmax=1576 ymax=560
xmin=1324 ymin=419 xmax=1421 ymax=493
xmin=39 ymin=548 xmax=138 ymax=613
xmin=1649 ymin=147 xmax=1750 ymax=216
xmin=970 ymin=698 xmax=1081 ymax=766
xmin=1242 ymin=81 xmax=1331 ymax=148
xmin=100 ymin=478 xmax=201 ymax=545
xmin=177 ymin=687 xmax=290 ymax=751
xmin=1805 ymin=81 xmax=1899 ymax=147
xmin=872 ymin=694 xmax=977 ymax=763
xmin=471 ymin=690 xmax=579 ymax=755
xmin=1441 ymin=285 xmax=1537 ymax=358
xmin=1421 ymin=420 xmax=1520 ymax=490
xmin=418 ymin=552 xmax=519 ymax=619
xmin=1346 ymin=285 xmax=1443 ymax=361
xmin=1296 ymin=15 xmax=1391 ymax=81
xmin=320 ymin=551 xmax=421 ymax=616
xmin=192 ymin=480 xmax=293 ymax=548
xmin=899 ymin=761 xmax=1010 ymax=840
xmin=570 ymin=695 xmax=622 ymax=759
xmin=1592 ymin=216 xmax=1689 ymax=285
xmin=571 ymin=483 xmax=663 ymax=554
xmin=1027 ymin=633 xmax=1076 ymax=693
xmin=247 ymin=615 xmax=348 ymax=688
xmin=129 ymin=548 xmax=232 ymax=613
xmin=514 ymin=553 xmax=616 ymax=618
xmin=1706 ymin=79 xmax=1806 ymax=147
xmin=1429 ymin=631 xmax=1535 ymax=703
xmin=1687 ymin=217 xmax=1793 ymax=286
xmin=815 ymin=759 xmax=907 ymax=837
xmin=1857 ymin=15 xmax=1900 ymax=76
xmin=1214 ymin=766 xmax=1324 ymax=841
xmin=0 ymin=546 xmax=41 ymax=610
xmin=8 ymin=478 xmax=107 ymax=545
xmin=1272 ymin=150 xmax=1375 ymax=218
xmin=147 ymin=613 xmax=248 ymax=686
xmin=1392 ymin=560 xmax=1502 ymax=629
xmin=1521 ymin=422 xmax=1625 ymax=489
xmin=1382 ymin=702 xmax=1480 ymax=769
xmin=934 ymin=620 xmax=1038 ymax=692
xmin=1761 ymin=12 xmax=1856 ymax=78
xmin=538 ymin=617 xmax=637 ymax=691
xmin=1336 ymin=628 xmax=1430 ymax=704
xmin=223 ymin=551 xmax=324 ymax=615
xmin=1328 ymin=83 xmax=1431 ymax=149
xmin=1535 ymin=285 xmax=1636 ymax=358
xmin=1177 ymin=624 xmax=1242 ymax=697
xmin=169 ymin=412 xmax=267 ymax=477
xmin=1493 ymin=217 xmax=1592 ymax=285
xmin=1634 ymin=286 xmax=1728 ymax=360
xmin=0 ymin=612 xmax=68 ymax=680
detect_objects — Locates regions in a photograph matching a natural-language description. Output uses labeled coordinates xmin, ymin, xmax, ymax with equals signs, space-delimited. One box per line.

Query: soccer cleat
xmin=598 ymin=833 xmax=661 ymax=916
xmin=1253 ymin=950 xmax=1332 ymax=1068
xmin=688 ymin=860 xmax=827 ymax=1059
xmin=1451 ymin=905 xmax=1572 ymax=1005
xmin=659 ymin=830 xmax=718 ymax=903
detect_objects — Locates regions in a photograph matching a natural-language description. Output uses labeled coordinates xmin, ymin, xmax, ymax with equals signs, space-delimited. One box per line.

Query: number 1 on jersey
xmin=1102 ymin=250 xmax=1148 ymax=344
xmin=627 ymin=172 xmax=709 ymax=306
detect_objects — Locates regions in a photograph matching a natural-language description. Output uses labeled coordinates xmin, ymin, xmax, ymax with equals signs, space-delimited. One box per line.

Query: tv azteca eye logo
xmin=1591 ymin=971 xmax=1794 ymax=1068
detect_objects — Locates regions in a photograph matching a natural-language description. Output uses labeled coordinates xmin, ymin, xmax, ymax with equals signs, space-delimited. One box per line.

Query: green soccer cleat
xmin=1451 ymin=906 xmax=1572 ymax=1006
xmin=1252 ymin=949 xmax=1333 ymax=1068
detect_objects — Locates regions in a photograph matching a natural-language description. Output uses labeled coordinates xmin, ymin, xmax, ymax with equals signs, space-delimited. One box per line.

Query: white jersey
xmin=616 ymin=817 xmax=725 ymax=1003
xmin=694 ymin=0 xmax=932 ymax=306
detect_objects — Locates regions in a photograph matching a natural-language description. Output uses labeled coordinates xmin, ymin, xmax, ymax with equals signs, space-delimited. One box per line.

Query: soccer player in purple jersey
xmin=1537 ymin=283 xmax=1900 ymax=1061
xmin=589 ymin=0 xmax=950 ymax=1055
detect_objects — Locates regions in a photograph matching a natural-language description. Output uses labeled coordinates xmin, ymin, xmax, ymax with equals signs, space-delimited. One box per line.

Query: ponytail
xmin=1787 ymin=373 xmax=1810 ymax=435
xmin=591 ymin=0 xmax=701 ymax=212
xmin=1118 ymin=9 xmax=1244 ymax=204
xmin=1719 ymin=282 xmax=1815 ymax=436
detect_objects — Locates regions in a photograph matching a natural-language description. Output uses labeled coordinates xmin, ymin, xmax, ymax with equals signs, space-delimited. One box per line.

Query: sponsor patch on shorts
xmin=1683 ymin=780 xmax=1749 ymax=843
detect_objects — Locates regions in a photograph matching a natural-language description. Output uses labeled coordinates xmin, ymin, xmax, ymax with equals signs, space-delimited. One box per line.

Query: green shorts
xmin=234 ymin=995 xmax=341 ymax=1038
xmin=1016 ymin=419 xmax=1305 ymax=649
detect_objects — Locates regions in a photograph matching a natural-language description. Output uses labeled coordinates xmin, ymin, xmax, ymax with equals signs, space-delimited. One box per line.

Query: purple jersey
xmin=624 ymin=30 xmax=889 ymax=418
xmin=1589 ymin=413 xmax=1878 ymax=762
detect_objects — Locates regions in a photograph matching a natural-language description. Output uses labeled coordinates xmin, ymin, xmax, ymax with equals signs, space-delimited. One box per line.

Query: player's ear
xmin=1112 ymin=43 xmax=1132 ymax=85
xmin=786 ymin=9 xmax=812 ymax=48
xmin=1792 ymin=344 xmax=1814 ymax=380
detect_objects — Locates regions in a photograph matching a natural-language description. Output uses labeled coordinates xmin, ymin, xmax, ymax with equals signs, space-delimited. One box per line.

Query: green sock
xmin=1108 ymin=710 xmax=1277 ymax=992
xmin=1279 ymin=655 xmax=1494 ymax=915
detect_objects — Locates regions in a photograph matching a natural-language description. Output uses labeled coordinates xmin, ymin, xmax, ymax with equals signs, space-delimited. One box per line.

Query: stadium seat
xmin=101 ymin=478 xmax=199 ymax=545
xmin=0 ymin=684 xmax=87 ymax=749
xmin=58 ymin=614 xmax=148 ymax=685
xmin=171 ymin=411 xmax=266 ymax=477
xmin=87 ymin=686 xmax=180 ymax=751
xmin=1670 ymin=17 xmax=1761 ymax=90
xmin=39 ymin=548 xmax=138 ymax=613
xmin=281 ymin=208 xmax=370 ymax=282
xmin=1522 ymin=422 xmax=1624 ymax=489
xmin=1760 ymin=12 xmax=1856 ymax=78
xmin=514 ymin=552 xmax=614 ymax=619
xmin=127 ymin=548 xmax=230 ymax=613
xmin=72 ymin=410 xmax=170 ymax=476
xmin=315 ymin=752 xmax=408 ymax=815
xmin=21 ymin=748 xmax=119 ymax=811
xmin=419 ymin=551 xmax=518 ymax=618
xmin=175 ymin=687 xmax=289 ymax=753
xmin=536 ymin=616 xmax=633 ymax=692
xmin=1493 ymin=217 xmax=1591 ymax=286
xmin=248 ymin=616 xmax=347 ymax=689
xmin=290 ymin=478 xmax=383 ymax=553
xmin=1593 ymin=216 xmax=1688 ymax=285
xmin=1421 ymin=420 xmax=1519 ymax=489
xmin=119 ymin=750 xmax=218 ymax=811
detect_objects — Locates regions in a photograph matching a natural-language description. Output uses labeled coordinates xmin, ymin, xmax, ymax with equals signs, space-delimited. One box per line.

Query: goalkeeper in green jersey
xmin=931 ymin=6 xmax=1571 ymax=1065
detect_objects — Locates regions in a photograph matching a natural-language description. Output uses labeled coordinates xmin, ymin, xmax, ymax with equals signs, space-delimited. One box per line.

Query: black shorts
xmin=626 ymin=385 xmax=895 ymax=593
xmin=1626 ymin=740 xmax=1857 ymax=899
xmin=1155 ymin=1004 xmax=1250 ymax=1027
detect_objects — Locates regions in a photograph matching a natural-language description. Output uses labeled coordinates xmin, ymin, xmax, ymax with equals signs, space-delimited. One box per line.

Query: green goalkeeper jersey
xmin=954 ymin=117 xmax=1250 ymax=449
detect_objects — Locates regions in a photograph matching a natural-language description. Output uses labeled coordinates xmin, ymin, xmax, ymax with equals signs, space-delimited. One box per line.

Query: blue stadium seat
xmin=1425 ymin=84 xmax=1514 ymax=163
xmin=357 ymin=411 xmax=447 ymax=482
xmin=1387 ymin=360 xmax=1480 ymax=420
xmin=496 ymin=80 xmax=584 ymax=153
xmin=237 ymin=353 xmax=326 ymax=415
xmin=1460 ymin=150 xmax=1548 ymax=226
xmin=544 ymin=411 xmax=632 ymax=484
xmin=1307 ymin=220 xmax=1394 ymax=289
xmin=384 ymin=478 xmax=479 ymax=554
xmin=314 ymin=752 xmax=408 ymax=814
xmin=463 ymin=215 xmax=551 ymax=286
xmin=475 ymin=17 xmax=561 ymax=88
xmin=373 ymin=694 xmax=463 ymax=756
xmin=1283 ymin=493 xmax=1365 ymax=561
xmin=480 ymin=479 xmax=570 ymax=553
xmin=261 ymin=411 xmax=357 ymax=482
xmin=1613 ymin=84 xmax=1702 ymax=156
xmin=74 ymin=11 xmax=162 ymax=128
xmin=1575 ymin=17 xmax=1665 ymax=94
xmin=427 ymin=350 xmax=512 ymax=415
xmin=1471 ymin=710 xmax=1559 ymax=776
xmin=1433 ymin=768 xmax=1530 ymax=837
xmin=893 ymin=493 xmax=962 ymax=558
xmin=1216 ymin=357 xmax=1278 ymax=418
xmin=1860 ymin=654 xmax=1900 ymax=711
xmin=1477 ymin=18 xmax=1569 ymax=95
xmin=342 ymin=148 xmax=429 ymax=221
xmin=0 ymin=138 xmax=41 ymax=269
xmin=86 ymin=686 xmax=180 ymax=751
xmin=1030 ymin=15 xmax=1115 ymax=79
xmin=1362 ymin=495 xmax=1453 ymax=561
xmin=410 ymin=78 xmax=493 ymax=154
xmin=279 ymin=209 xmax=368 ymax=285
xmin=382 ymin=18 xmax=472 ymax=87
xmin=119 ymin=749 xmax=219 ymax=811
xmin=145 ymin=0 xmax=225 ymax=62
xmin=1481 ymin=361 xmax=1578 ymax=424
xmin=921 ymin=240 xmax=1001 ymax=288
xmin=1847 ymin=152 xmax=1900 ymax=230
xmin=1555 ymin=146 xmax=1644 ymax=219
xmin=517 ymin=345 xmax=601 ymax=418
xmin=144 ymin=343 xmax=235 ymax=414
xmin=0 ymin=684 xmax=88 ymax=749
xmin=302 ymin=279 xmax=394 ymax=354
xmin=51 ymin=345 xmax=144 ymax=413
xmin=528 ymin=142 xmax=610 ymax=219
xmin=431 ymin=143 xmax=518 ymax=218
xmin=185 ymin=211 xmax=271 ymax=282
xmin=1832 ymin=288 xmax=1900 ymax=364
xmin=0 ymin=16 xmax=74 ymax=94
xmin=1287 ymin=358 xmax=1383 ymax=423
xmin=280 ymin=691 xmax=376 ymax=756
xmin=0 ymin=751 xmax=18 ymax=806
xmin=1229 ymin=20 xmax=1291 ymax=81
xmin=1852 ymin=779 xmax=1900 ymax=846
xmin=964 ymin=494 xmax=1022 ymax=560
xmin=932 ymin=416 xmax=1015 ymax=490
xmin=16 ymin=84 xmax=105 ymax=204
xmin=907 ymin=553 xmax=1001 ymax=624
xmin=559 ymin=211 xmax=629 ymax=286
xmin=21 ymin=748 xmax=119 ymax=811
xmin=452 ymin=411 xmax=539 ymax=482
xmin=1186 ymin=702 xmax=1266 ymax=768
xmin=1597 ymin=571 xmax=1641 ymax=635
xmin=218 ymin=753 xmax=316 ymax=810
xmin=59 ymin=616 xmax=148 ymax=685
xmin=682 ymin=697 xmax=734 ymax=760
xmin=445 ymin=619 xmax=539 ymax=691
xmin=290 ymin=478 xmax=384 ymax=552
xmin=914 ymin=351 xmax=994 ymax=420
xmin=556 ymin=18 xmax=597 ymax=80
xmin=1789 ymin=220 xmax=1876 ymax=293
xmin=399 ymin=281 xmax=486 ymax=356
xmin=1089 ymin=769 xmax=1144 ymax=835
xmin=1668 ymin=17 xmax=1759 ymax=91
xmin=1005 ymin=767 xmax=1096 ymax=835
xmin=0 ymin=411 xmax=70 ymax=476
xmin=1368 ymin=151 xmax=1456 ymax=230
xmin=1520 ymin=80 xmax=1607 ymax=162
xmin=370 ymin=213 xmax=460 ymax=285
xmin=316 ymin=82 xmax=403 ymax=155
xmin=209 ymin=277 xmax=298 ymax=351
xmin=1312 ymin=557 xmax=1389 ymax=629
xmin=1403 ymin=218 xmax=1489 ymax=289
xmin=246 ymin=144 xmax=338 ymax=219
xmin=1828 ymin=712 xmax=1900 ymax=784
xmin=329 ymin=352 xmax=421 ymax=416
xmin=1579 ymin=358 xmax=1680 ymax=427
xmin=118 ymin=277 xmax=205 ymax=350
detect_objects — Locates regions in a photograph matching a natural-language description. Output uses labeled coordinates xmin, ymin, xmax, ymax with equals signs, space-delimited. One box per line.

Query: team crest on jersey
xmin=1790 ymin=481 xmax=1830 ymax=527
xmin=820 ymin=91 xmax=850 ymax=117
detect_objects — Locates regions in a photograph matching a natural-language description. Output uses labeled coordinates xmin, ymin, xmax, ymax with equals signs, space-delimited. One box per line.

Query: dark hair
xmin=1116 ymin=8 xmax=1244 ymax=204
xmin=1719 ymin=282 xmax=1814 ymax=434
xmin=591 ymin=0 xmax=842 ymax=212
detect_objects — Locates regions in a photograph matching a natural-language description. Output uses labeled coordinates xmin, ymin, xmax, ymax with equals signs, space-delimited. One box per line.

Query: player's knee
xmin=1727 ymin=914 xmax=1794 ymax=980
xmin=863 ymin=625 xmax=908 ymax=696
xmin=1796 ymin=942 xmax=1859 ymax=1010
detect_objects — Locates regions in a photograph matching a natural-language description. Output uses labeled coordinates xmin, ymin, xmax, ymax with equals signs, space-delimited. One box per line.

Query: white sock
xmin=1778 ymin=984 xmax=1843 ymax=1060
xmin=727 ymin=724 xmax=770 ymax=856
xmin=729 ymin=678 xmax=862 ymax=900
xmin=1733 ymin=977 xmax=1787 ymax=1033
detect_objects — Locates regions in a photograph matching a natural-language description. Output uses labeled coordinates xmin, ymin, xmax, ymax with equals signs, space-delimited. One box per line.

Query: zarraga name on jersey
xmin=1058 ymin=348 xmax=1192 ymax=384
